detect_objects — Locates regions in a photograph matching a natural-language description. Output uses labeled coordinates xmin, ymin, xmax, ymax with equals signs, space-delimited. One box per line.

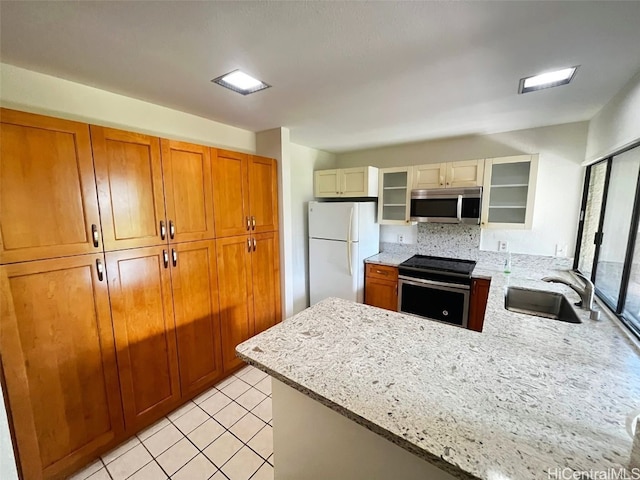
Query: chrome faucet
xmin=542 ymin=272 xmax=594 ymax=311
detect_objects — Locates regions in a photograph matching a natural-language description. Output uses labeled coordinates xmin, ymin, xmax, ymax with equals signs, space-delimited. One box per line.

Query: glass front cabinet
xmin=481 ymin=154 xmax=539 ymax=229
xmin=378 ymin=167 xmax=415 ymax=225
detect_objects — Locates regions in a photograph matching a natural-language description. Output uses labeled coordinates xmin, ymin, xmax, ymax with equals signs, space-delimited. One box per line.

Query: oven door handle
xmin=398 ymin=275 xmax=470 ymax=291
xmin=456 ymin=195 xmax=463 ymax=223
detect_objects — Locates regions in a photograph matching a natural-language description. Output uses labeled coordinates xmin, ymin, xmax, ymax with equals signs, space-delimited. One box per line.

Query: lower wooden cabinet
xmin=468 ymin=277 xmax=491 ymax=332
xmin=364 ymin=264 xmax=399 ymax=311
xmin=106 ymin=247 xmax=181 ymax=431
xmin=0 ymin=254 xmax=124 ymax=480
xmin=171 ymin=240 xmax=224 ymax=397
xmin=217 ymin=232 xmax=281 ymax=371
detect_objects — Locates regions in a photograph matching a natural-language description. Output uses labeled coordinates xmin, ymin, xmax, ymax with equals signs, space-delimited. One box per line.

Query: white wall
xmin=0 ymin=386 xmax=17 ymax=480
xmin=0 ymin=63 xmax=255 ymax=152
xmin=337 ymin=122 xmax=589 ymax=257
xmin=586 ymin=69 xmax=640 ymax=164
xmin=289 ymin=144 xmax=337 ymax=313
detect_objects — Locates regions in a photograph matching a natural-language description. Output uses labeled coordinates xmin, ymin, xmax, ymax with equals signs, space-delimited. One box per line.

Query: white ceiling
xmin=1 ymin=1 xmax=640 ymax=153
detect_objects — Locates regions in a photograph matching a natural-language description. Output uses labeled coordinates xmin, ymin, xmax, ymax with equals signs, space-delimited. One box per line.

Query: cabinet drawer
xmin=365 ymin=263 xmax=398 ymax=281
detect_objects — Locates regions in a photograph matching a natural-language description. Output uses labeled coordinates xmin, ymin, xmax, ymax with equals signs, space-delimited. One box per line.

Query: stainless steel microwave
xmin=410 ymin=187 xmax=482 ymax=224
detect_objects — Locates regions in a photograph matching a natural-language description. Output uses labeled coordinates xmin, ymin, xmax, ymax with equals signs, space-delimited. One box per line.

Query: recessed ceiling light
xmin=212 ymin=69 xmax=270 ymax=95
xmin=518 ymin=66 xmax=578 ymax=94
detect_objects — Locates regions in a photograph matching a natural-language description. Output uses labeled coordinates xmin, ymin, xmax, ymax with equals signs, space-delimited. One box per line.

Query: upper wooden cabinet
xmin=91 ymin=126 xmax=167 ymax=251
xmin=171 ymin=240 xmax=224 ymax=396
xmin=413 ymin=159 xmax=484 ymax=190
xmin=212 ymin=149 xmax=278 ymax=238
xmin=314 ymin=166 xmax=378 ymax=198
xmin=106 ymin=247 xmax=181 ymax=431
xmin=378 ymin=167 xmax=415 ymax=225
xmin=249 ymin=155 xmax=279 ymax=234
xmin=0 ymin=254 xmax=123 ymax=479
xmin=161 ymin=140 xmax=215 ymax=243
xmin=481 ymin=154 xmax=538 ymax=229
xmin=0 ymin=109 xmax=102 ymax=264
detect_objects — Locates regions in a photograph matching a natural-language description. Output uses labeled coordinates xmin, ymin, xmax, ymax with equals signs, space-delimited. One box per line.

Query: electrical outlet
xmin=556 ymin=244 xmax=568 ymax=257
xmin=498 ymin=241 xmax=508 ymax=252
xmin=397 ymin=234 xmax=405 ymax=244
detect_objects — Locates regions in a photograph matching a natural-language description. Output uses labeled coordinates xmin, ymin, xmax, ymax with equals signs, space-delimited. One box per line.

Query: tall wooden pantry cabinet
xmin=0 ymin=108 xmax=281 ymax=479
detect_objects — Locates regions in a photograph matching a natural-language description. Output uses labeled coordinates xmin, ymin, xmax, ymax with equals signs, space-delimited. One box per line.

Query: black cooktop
xmin=399 ymin=254 xmax=476 ymax=276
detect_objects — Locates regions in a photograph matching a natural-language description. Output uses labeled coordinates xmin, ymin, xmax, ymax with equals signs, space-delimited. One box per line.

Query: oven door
xmin=398 ymin=276 xmax=470 ymax=328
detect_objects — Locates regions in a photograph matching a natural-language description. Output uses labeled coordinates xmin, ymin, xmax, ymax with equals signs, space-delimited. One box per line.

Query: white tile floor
xmin=68 ymin=365 xmax=273 ymax=480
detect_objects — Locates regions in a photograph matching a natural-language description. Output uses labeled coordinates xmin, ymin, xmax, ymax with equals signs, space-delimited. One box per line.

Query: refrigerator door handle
xmin=347 ymin=206 xmax=353 ymax=276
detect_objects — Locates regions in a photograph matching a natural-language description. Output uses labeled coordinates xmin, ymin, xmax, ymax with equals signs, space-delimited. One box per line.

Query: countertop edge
xmin=236 ymin=351 xmax=480 ymax=480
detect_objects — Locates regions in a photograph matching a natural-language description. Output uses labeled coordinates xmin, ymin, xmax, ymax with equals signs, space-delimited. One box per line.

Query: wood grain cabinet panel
xmin=0 ymin=109 xmax=102 ymax=264
xmin=161 ymin=140 xmax=215 ymax=243
xmin=212 ymin=149 xmax=250 ymax=238
xmin=216 ymin=235 xmax=254 ymax=371
xmin=0 ymin=254 xmax=123 ymax=480
xmin=365 ymin=265 xmax=399 ymax=312
xmin=91 ymin=126 xmax=167 ymax=251
xmin=106 ymin=247 xmax=180 ymax=431
xmin=171 ymin=240 xmax=223 ymax=396
xmin=468 ymin=277 xmax=491 ymax=332
xmin=249 ymin=156 xmax=279 ymax=234
xmin=251 ymin=232 xmax=281 ymax=335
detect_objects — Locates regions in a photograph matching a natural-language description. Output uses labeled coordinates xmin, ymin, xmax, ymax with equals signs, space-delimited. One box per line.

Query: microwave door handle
xmin=347 ymin=207 xmax=353 ymax=276
xmin=457 ymin=195 xmax=462 ymax=222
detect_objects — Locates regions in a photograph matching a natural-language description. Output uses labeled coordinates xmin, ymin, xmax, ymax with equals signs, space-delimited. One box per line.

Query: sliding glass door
xmin=575 ymin=143 xmax=640 ymax=338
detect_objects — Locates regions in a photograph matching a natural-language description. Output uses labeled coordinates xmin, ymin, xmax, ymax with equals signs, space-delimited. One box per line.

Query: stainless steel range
xmin=398 ymin=254 xmax=477 ymax=328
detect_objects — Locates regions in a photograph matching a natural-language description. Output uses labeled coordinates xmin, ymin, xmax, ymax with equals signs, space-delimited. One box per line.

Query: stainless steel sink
xmin=504 ymin=287 xmax=581 ymax=324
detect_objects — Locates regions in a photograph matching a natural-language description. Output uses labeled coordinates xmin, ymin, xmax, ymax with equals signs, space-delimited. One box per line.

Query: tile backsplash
xmin=381 ymin=223 xmax=573 ymax=271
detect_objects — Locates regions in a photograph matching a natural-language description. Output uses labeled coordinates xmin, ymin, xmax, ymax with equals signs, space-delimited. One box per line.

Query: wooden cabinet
xmin=216 ymin=235 xmax=255 ymax=371
xmin=252 ymin=232 xmax=282 ymax=334
xmin=106 ymin=247 xmax=181 ymax=431
xmin=413 ymin=163 xmax=446 ymax=189
xmin=171 ymin=240 xmax=224 ymax=397
xmin=413 ymin=159 xmax=484 ymax=189
xmin=481 ymin=155 xmax=538 ymax=229
xmin=91 ymin=126 xmax=167 ymax=251
xmin=0 ymin=109 xmax=102 ymax=264
xmin=0 ymin=254 xmax=123 ymax=479
xmin=468 ymin=277 xmax=491 ymax=332
xmin=212 ymin=150 xmax=279 ymax=238
xmin=378 ymin=167 xmax=414 ymax=225
xmin=446 ymin=159 xmax=485 ymax=188
xmin=161 ymin=140 xmax=215 ymax=243
xmin=249 ymin=155 xmax=279 ymax=233
xmin=216 ymin=233 xmax=281 ymax=371
xmin=364 ymin=264 xmax=399 ymax=311
xmin=314 ymin=167 xmax=378 ymax=198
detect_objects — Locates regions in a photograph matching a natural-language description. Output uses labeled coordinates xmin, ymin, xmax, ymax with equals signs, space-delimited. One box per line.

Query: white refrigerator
xmin=309 ymin=201 xmax=380 ymax=305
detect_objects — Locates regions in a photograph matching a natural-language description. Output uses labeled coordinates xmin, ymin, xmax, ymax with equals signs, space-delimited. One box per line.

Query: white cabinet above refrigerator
xmin=314 ymin=166 xmax=378 ymax=198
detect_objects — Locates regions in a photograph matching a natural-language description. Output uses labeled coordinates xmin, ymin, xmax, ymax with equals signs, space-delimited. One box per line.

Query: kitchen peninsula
xmin=237 ymin=270 xmax=640 ymax=480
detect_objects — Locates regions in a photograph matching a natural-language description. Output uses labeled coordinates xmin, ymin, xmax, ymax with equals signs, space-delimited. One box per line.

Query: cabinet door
xmin=106 ymin=247 xmax=180 ymax=431
xmin=413 ymin=164 xmax=446 ymax=189
xmin=251 ymin=232 xmax=282 ymax=335
xmin=162 ymin=140 xmax=215 ymax=243
xmin=0 ymin=254 xmax=123 ymax=480
xmin=481 ymin=155 xmax=538 ymax=229
xmin=171 ymin=240 xmax=223 ymax=396
xmin=92 ymin=126 xmax=167 ymax=251
xmin=365 ymin=277 xmax=398 ymax=311
xmin=249 ymin=155 xmax=279 ymax=233
xmin=314 ymin=169 xmax=340 ymax=197
xmin=212 ymin=149 xmax=250 ymax=238
xmin=216 ymin=235 xmax=254 ymax=371
xmin=378 ymin=168 xmax=412 ymax=225
xmin=446 ymin=159 xmax=484 ymax=188
xmin=0 ymin=109 xmax=102 ymax=264
xmin=341 ymin=167 xmax=375 ymax=196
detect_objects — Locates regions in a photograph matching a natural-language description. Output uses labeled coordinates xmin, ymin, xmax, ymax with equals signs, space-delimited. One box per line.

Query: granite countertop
xmin=237 ymin=268 xmax=640 ymax=480
xmin=364 ymin=252 xmax=413 ymax=267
